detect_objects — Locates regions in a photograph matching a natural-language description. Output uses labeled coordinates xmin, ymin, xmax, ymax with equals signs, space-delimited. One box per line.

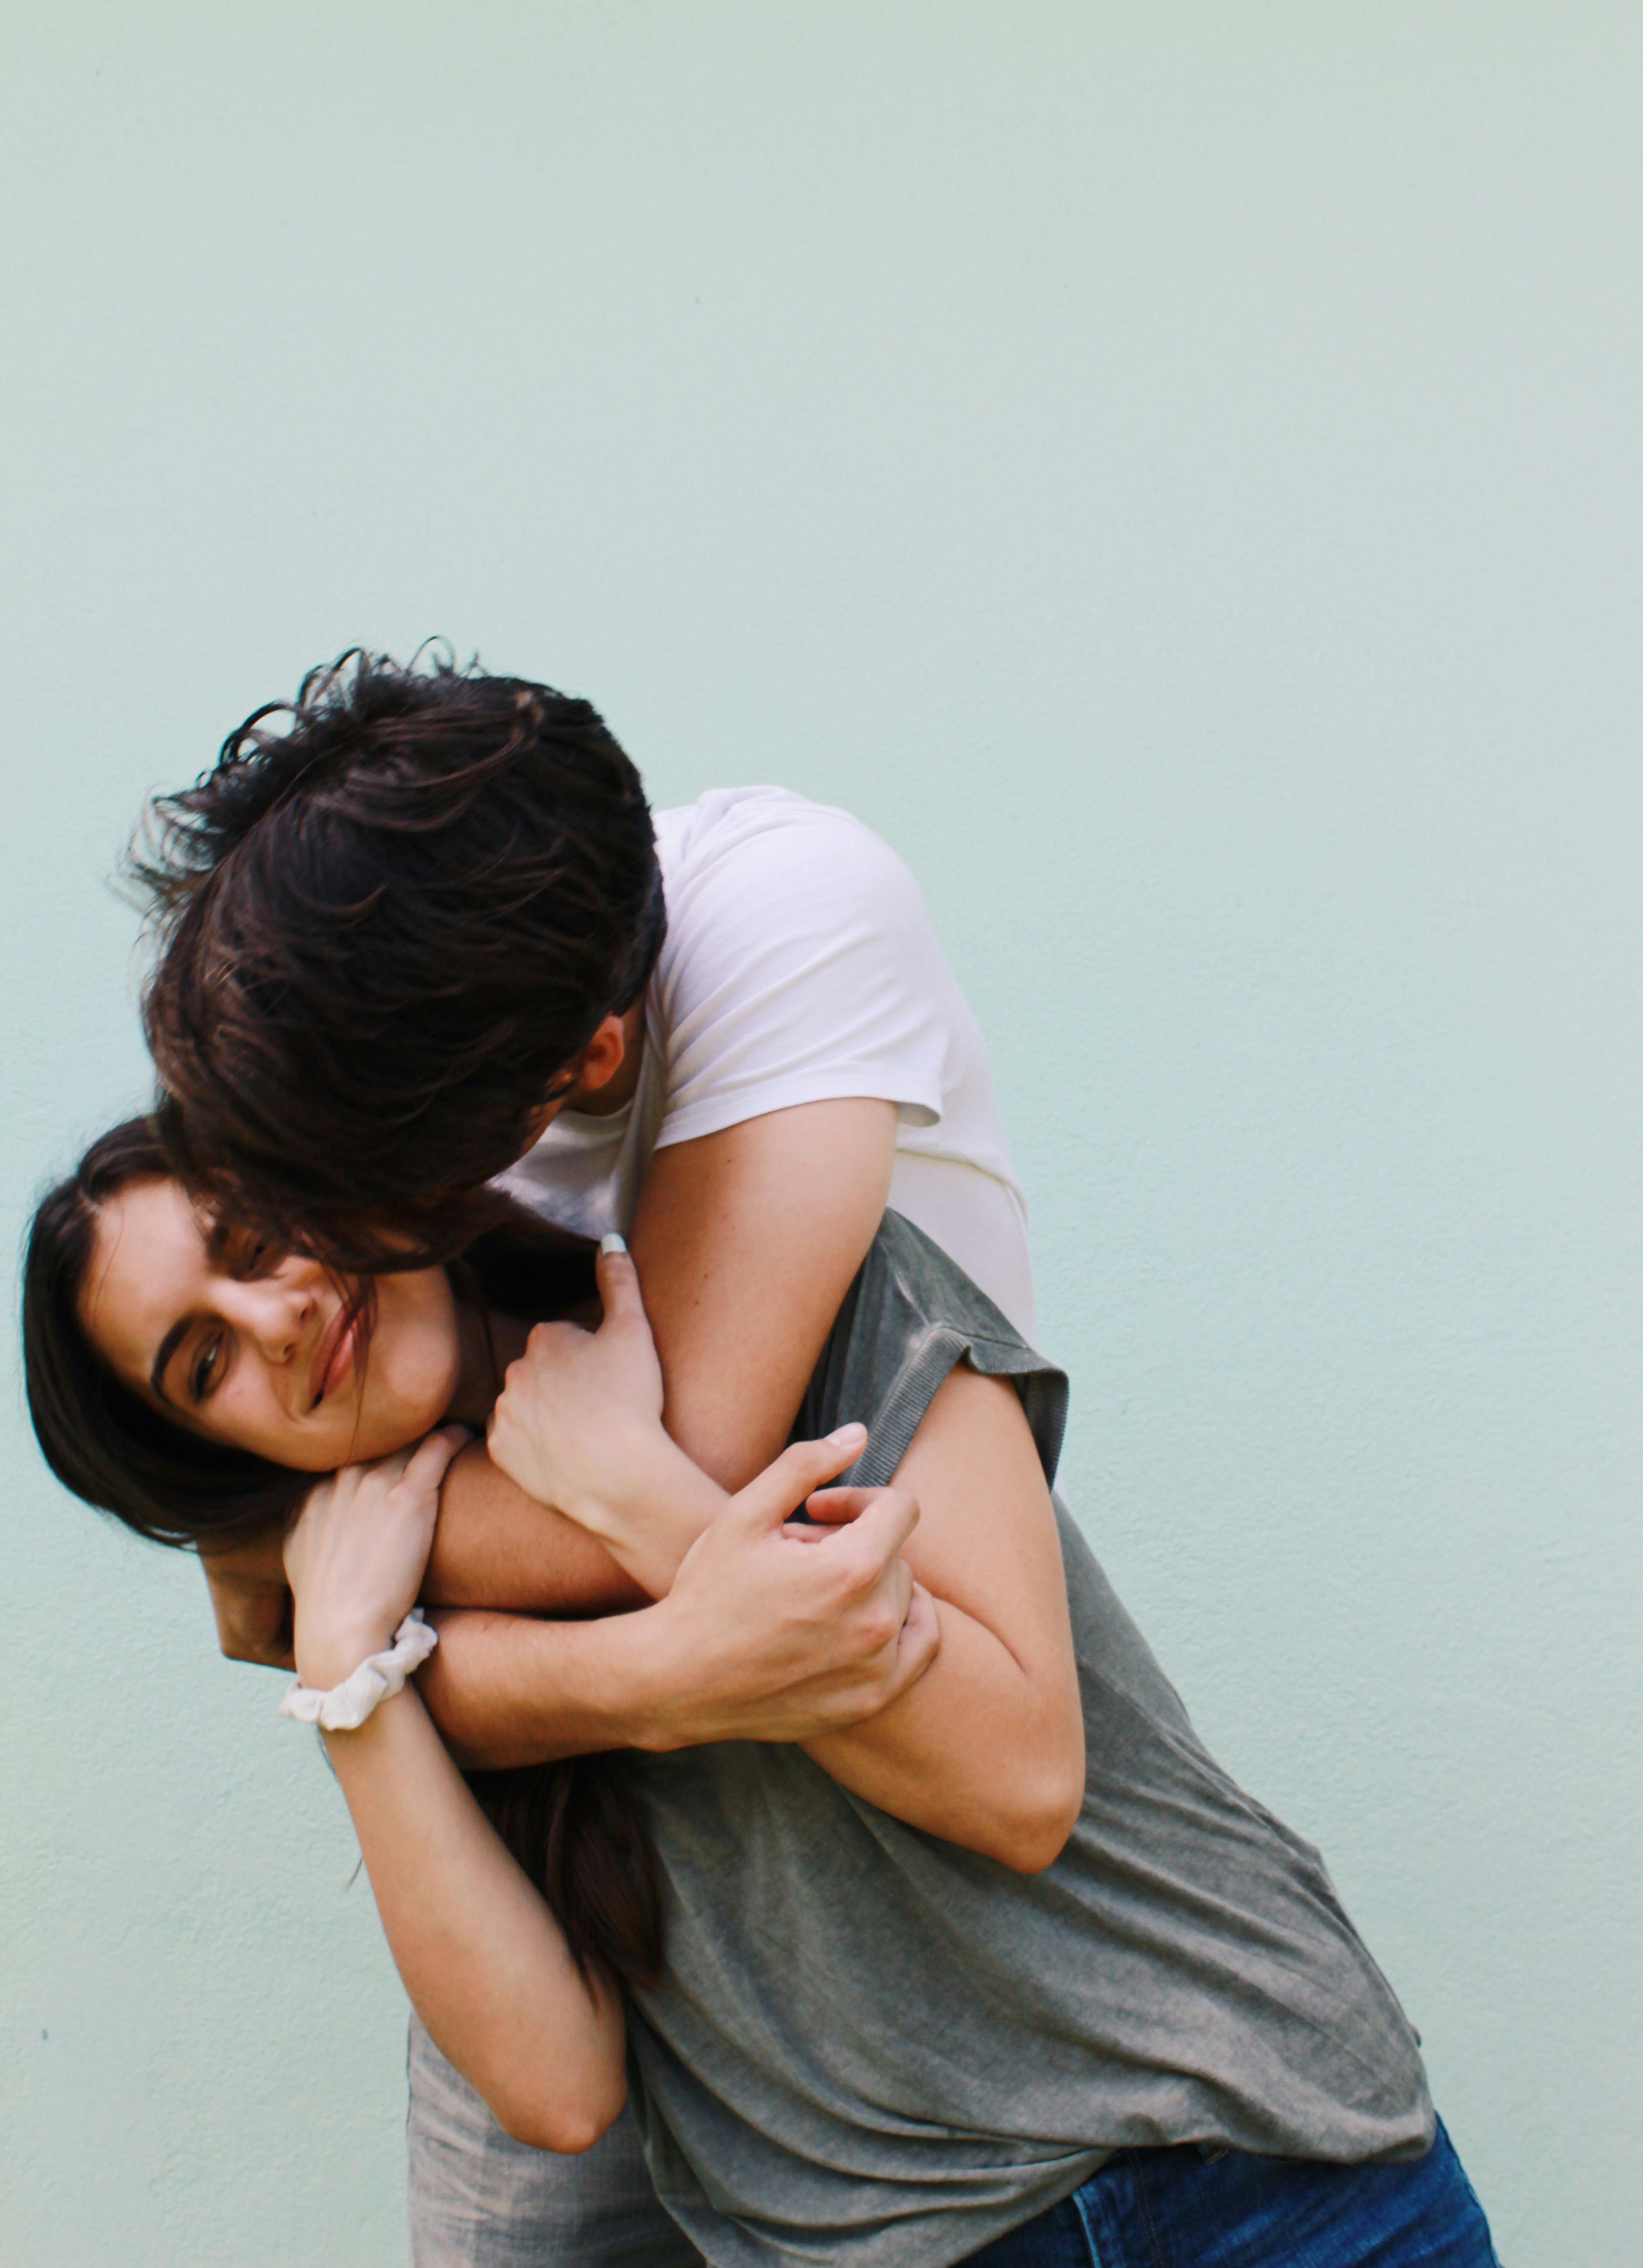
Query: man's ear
xmin=569 ymin=1012 xmax=629 ymax=1097
xmin=524 ymin=1010 xmax=636 ymax=1143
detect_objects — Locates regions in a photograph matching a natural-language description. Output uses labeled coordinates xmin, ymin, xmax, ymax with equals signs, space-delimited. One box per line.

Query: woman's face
xmin=79 ymin=1177 xmax=462 ymax=1471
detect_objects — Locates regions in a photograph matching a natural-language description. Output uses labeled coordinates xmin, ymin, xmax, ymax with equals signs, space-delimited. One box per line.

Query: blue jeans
xmin=961 ymin=2123 xmax=1497 ymax=2268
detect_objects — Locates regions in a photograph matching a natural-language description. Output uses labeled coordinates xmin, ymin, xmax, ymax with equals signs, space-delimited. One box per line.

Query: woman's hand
xmin=284 ymin=1427 xmax=469 ymax=1691
xmin=487 ymin=1245 xmax=684 ymax=1554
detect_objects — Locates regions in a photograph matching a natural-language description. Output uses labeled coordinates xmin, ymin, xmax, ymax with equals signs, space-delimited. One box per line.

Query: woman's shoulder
xmin=800 ymin=1213 xmax=1068 ymax=1492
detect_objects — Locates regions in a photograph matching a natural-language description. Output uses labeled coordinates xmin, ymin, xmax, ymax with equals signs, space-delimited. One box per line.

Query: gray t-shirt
xmin=625 ymin=1214 xmax=1433 ymax=2268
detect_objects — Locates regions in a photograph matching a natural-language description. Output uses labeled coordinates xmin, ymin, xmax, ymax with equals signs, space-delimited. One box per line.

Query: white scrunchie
xmin=278 ymin=1610 xmax=439 ymax=1732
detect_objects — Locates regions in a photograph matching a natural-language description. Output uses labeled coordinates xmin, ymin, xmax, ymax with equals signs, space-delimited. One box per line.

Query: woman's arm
xmin=801 ymin=1365 xmax=1084 ymax=1871
xmin=319 ymin=1685 xmax=624 ymax=2150
xmin=490 ymin=1251 xmax=1085 ymax=1871
xmin=284 ymin=1437 xmax=627 ymax=2151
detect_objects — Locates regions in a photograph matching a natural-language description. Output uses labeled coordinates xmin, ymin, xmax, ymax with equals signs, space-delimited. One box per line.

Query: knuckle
xmin=825 ymin=1553 xmax=868 ymax=1605
xmin=861 ymin=1604 xmax=898 ymax=1651
xmin=845 ymin=1545 xmax=884 ymax=1597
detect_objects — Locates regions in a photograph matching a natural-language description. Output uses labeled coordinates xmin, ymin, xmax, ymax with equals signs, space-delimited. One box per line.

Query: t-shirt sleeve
xmin=795 ymin=1211 xmax=1069 ymax=1490
xmin=651 ymin=797 xmax=961 ymax=1151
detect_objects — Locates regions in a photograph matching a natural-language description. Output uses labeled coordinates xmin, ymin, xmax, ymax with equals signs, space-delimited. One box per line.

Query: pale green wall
xmin=3 ymin=5 xmax=1638 ymax=2262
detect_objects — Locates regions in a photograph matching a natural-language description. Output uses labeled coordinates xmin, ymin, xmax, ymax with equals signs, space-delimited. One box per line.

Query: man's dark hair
xmin=135 ymin=648 xmax=664 ymax=1264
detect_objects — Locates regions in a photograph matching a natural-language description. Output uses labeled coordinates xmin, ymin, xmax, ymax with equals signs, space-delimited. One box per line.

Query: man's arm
xmin=627 ymin=1097 xmax=898 ymax=1487
xmin=399 ymin=1092 xmax=908 ymax=1754
xmin=418 ymin=1438 xmax=936 ymax=1769
xmin=422 ymin=1443 xmax=647 ymax=1614
xmin=203 ymin=1430 xmax=939 ymax=1759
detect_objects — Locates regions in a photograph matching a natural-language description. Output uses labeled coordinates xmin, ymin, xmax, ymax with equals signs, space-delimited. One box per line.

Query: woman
xmin=25 ymin=1119 xmax=1498 ymax=2268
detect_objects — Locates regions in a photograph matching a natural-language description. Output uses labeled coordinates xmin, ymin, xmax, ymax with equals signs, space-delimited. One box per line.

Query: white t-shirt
xmin=499 ymin=787 xmax=1034 ymax=1337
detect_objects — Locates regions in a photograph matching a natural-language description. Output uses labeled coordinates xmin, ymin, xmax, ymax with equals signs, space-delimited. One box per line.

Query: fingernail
xmin=600 ymin=1233 xmax=628 ymax=1256
xmin=827 ymin=1422 xmax=866 ymax=1448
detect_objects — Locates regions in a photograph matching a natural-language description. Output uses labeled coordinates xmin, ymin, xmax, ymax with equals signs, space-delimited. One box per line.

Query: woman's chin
xmin=347 ymin=1388 xmax=457 ymax=1465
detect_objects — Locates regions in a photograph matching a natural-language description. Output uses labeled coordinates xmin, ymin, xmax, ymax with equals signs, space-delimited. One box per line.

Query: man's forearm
xmin=419 ymin=1601 xmax=888 ymax=1772
xmin=417 ymin=1606 xmax=670 ymax=1768
xmin=424 ymin=1441 xmax=651 ymax=1615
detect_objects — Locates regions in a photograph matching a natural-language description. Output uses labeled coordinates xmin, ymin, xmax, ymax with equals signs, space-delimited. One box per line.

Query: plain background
xmin=3 ymin=6 xmax=1639 ymax=2263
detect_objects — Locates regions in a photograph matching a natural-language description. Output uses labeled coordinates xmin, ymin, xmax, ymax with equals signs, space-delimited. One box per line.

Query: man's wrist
xmin=598 ymin=1595 xmax=696 ymax=1752
xmin=562 ymin=1437 xmax=726 ymax=1591
xmin=570 ymin=1587 xmax=728 ymax=1754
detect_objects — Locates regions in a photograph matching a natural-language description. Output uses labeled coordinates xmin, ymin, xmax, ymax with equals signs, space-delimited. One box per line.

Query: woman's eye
xmin=190 ymin=1333 xmax=226 ymax=1402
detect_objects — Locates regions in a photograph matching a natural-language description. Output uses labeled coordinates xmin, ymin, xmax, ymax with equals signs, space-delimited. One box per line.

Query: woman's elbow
xmin=991 ymin=1738 xmax=1085 ymax=1875
xmin=992 ymin=1798 xmax=1078 ymax=1874
xmin=495 ymin=2069 xmax=627 ymax=2157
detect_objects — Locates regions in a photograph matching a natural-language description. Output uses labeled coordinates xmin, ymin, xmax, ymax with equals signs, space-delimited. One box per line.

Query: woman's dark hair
xmin=23 ymin=1116 xmax=313 ymax=1548
xmin=133 ymin=647 xmax=664 ymax=1268
xmin=21 ymin=1116 xmax=659 ymax=1986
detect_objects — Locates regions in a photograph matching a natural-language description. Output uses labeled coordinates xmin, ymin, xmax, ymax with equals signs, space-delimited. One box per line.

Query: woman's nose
xmin=225 ymin=1272 xmax=317 ymax=1361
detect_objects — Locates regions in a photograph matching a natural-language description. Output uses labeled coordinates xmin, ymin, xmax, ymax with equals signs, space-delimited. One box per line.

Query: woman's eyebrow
xmin=149 ymin=1318 xmax=192 ymax=1406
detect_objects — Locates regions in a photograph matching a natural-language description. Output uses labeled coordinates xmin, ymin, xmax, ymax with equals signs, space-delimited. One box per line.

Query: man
xmin=136 ymin=647 xmax=1037 ymax=2261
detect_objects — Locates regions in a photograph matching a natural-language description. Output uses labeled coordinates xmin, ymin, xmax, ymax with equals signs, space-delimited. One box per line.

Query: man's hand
xmin=487 ymin=1242 xmax=736 ymax=1595
xmin=641 ymin=1430 xmax=941 ymax=1749
xmin=487 ymin=1243 xmax=669 ymax=1536
xmin=199 ymin=1527 xmax=296 ymax=1669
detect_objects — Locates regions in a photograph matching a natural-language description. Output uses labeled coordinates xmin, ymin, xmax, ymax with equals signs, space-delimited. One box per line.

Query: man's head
xmin=137 ymin=649 xmax=664 ymax=1265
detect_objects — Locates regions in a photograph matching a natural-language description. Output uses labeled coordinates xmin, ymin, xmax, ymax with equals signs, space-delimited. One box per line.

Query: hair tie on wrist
xmin=278 ymin=1610 xmax=438 ymax=1732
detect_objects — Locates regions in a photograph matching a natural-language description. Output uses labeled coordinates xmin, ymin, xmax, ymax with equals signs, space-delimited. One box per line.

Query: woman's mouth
xmin=310 ymin=1294 xmax=367 ymax=1408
